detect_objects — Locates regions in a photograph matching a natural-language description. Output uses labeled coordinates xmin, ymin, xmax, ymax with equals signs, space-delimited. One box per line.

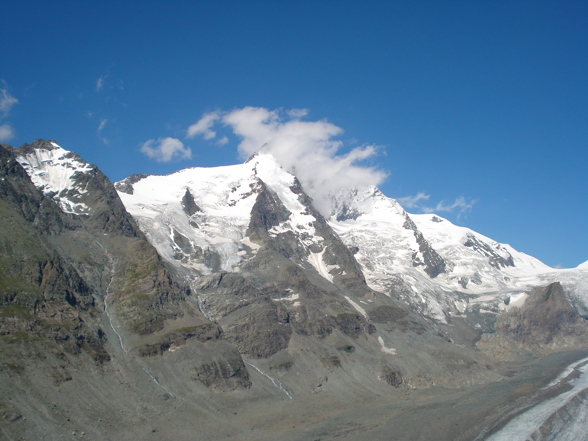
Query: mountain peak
xmin=13 ymin=140 xmax=96 ymax=215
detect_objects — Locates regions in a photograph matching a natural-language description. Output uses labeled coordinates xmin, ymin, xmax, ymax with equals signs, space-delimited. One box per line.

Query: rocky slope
xmin=1 ymin=139 xmax=587 ymax=440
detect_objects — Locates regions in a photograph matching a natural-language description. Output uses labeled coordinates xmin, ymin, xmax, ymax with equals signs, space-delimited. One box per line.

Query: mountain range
xmin=1 ymin=139 xmax=587 ymax=440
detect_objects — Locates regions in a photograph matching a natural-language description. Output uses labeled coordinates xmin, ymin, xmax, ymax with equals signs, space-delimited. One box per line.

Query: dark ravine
xmin=1 ymin=140 xmax=587 ymax=441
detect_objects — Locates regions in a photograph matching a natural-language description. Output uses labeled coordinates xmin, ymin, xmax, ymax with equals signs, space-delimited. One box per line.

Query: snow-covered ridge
xmin=117 ymin=158 xmax=262 ymax=275
xmin=116 ymin=152 xmax=336 ymax=279
xmin=15 ymin=141 xmax=94 ymax=214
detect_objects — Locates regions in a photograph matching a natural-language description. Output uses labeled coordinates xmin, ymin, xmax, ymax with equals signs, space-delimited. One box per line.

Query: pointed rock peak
xmin=13 ymin=140 xmax=103 ymax=216
xmin=245 ymin=149 xmax=262 ymax=163
xmin=181 ymin=187 xmax=201 ymax=216
xmin=20 ymin=139 xmax=62 ymax=152
xmin=329 ymin=185 xmax=404 ymax=222
xmin=245 ymin=144 xmax=276 ymax=163
xmin=463 ymin=233 xmax=514 ymax=269
xmin=15 ymin=139 xmax=90 ymax=168
xmin=115 ymin=174 xmax=152 ymax=195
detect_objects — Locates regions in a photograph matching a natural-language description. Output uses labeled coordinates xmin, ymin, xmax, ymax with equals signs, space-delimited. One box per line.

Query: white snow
xmin=16 ymin=143 xmax=94 ymax=214
xmin=118 ymin=160 xmax=262 ymax=275
xmin=273 ymin=292 xmax=300 ymax=302
xmin=307 ymin=249 xmax=335 ymax=282
xmin=344 ymin=295 xmax=368 ymax=318
xmin=455 ymin=300 xmax=468 ymax=313
xmin=501 ymin=292 xmax=529 ymax=311
xmin=377 ymin=336 xmax=397 ymax=355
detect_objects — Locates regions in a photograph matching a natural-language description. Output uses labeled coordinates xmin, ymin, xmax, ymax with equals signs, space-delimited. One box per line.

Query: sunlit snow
xmin=16 ymin=143 xmax=94 ymax=214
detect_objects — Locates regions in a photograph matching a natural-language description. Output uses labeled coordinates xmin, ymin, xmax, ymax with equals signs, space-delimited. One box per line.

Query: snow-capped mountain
xmin=115 ymin=154 xmax=584 ymax=323
xmin=328 ymin=186 xmax=559 ymax=321
xmin=5 ymin=139 xmax=588 ymax=441
xmin=115 ymin=151 xmax=368 ymax=292
xmin=13 ymin=140 xmax=587 ymax=324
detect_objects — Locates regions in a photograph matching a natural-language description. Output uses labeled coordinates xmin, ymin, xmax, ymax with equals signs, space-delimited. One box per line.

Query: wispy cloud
xmin=286 ymin=108 xmax=309 ymax=118
xmin=96 ymin=75 xmax=105 ymax=92
xmin=187 ymin=106 xmax=387 ymax=214
xmin=0 ymin=123 xmax=15 ymax=143
xmin=0 ymin=83 xmax=17 ymax=142
xmin=97 ymin=119 xmax=109 ymax=144
xmin=186 ymin=111 xmax=221 ymax=140
xmin=140 ymin=137 xmax=192 ymax=162
xmin=397 ymin=192 xmax=430 ymax=209
xmin=98 ymin=119 xmax=107 ymax=132
xmin=0 ymin=87 xmax=18 ymax=117
xmin=399 ymin=192 xmax=476 ymax=220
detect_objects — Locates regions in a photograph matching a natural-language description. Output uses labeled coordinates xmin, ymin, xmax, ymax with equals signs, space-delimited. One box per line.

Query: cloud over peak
xmin=188 ymin=106 xmax=387 ymax=213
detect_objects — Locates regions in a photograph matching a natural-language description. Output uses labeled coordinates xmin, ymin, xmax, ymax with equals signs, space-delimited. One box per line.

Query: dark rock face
xmin=464 ymin=233 xmax=514 ymax=269
xmin=381 ymin=366 xmax=404 ymax=388
xmin=0 ymin=144 xmax=65 ymax=235
xmin=113 ymin=173 xmax=151 ymax=195
xmin=368 ymin=305 xmax=407 ymax=323
xmin=246 ymin=180 xmax=292 ymax=244
xmin=193 ymin=177 xmax=379 ymax=359
xmin=403 ymin=214 xmax=446 ymax=278
xmin=188 ymin=353 xmax=252 ymax=391
xmin=137 ymin=324 xmax=223 ymax=357
xmin=0 ymin=145 xmax=109 ymax=364
xmin=333 ymin=203 xmax=362 ymax=221
xmin=494 ymin=282 xmax=588 ymax=352
xmin=181 ymin=188 xmax=201 ymax=216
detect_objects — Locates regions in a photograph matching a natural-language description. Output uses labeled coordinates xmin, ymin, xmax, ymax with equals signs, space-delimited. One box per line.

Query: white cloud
xmin=187 ymin=106 xmax=387 ymax=214
xmin=399 ymin=192 xmax=476 ymax=220
xmin=0 ymin=123 xmax=15 ymax=142
xmin=430 ymin=196 xmax=476 ymax=217
xmin=0 ymin=88 xmax=18 ymax=117
xmin=186 ymin=111 xmax=221 ymax=139
xmin=140 ymin=137 xmax=192 ymax=162
xmin=96 ymin=76 xmax=105 ymax=92
xmin=98 ymin=119 xmax=107 ymax=132
xmin=397 ymin=192 xmax=430 ymax=209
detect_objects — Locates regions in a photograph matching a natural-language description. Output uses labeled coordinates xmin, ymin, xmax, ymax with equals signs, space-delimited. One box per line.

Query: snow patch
xmin=344 ymin=296 xmax=367 ymax=318
xmin=307 ymin=249 xmax=335 ymax=283
xmin=502 ymin=292 xmax=529 ymax=311
xmin=378 ymin=336 xmax=396 ymax=355
xmin=273 ymin=292 xmax=300 ymax=302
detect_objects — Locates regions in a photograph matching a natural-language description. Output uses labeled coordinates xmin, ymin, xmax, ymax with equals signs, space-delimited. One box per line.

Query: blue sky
xmin=1 ymin=1 xmax=586 ymax=268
